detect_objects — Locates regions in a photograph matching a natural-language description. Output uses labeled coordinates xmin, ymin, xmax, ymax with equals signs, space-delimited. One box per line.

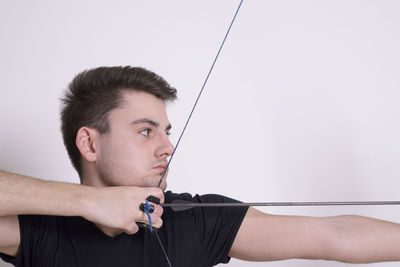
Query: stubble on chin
xmin=139 ymin=177 xmax=167 ymax=191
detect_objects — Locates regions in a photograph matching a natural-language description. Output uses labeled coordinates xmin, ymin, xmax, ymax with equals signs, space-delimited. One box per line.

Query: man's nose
xmin=155 ymin=133 xmax=174 ymax=158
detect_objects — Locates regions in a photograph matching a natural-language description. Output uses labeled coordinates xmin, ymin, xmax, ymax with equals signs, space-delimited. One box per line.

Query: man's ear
xmin=76 ymin=127 xmax=99 ymax=163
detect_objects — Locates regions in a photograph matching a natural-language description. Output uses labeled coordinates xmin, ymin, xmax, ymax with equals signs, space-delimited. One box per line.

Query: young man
xmin=1 ymin=66 xmax=400 ymax=266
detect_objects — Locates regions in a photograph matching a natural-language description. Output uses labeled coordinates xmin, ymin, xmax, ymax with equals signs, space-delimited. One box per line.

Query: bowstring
xmin=154 ymin=1 xmax=244 ymax=266
xmin=157 ymin=0 xmax=244 ymax=188
xmin=155 ymin=232 xmax=173 ymax=267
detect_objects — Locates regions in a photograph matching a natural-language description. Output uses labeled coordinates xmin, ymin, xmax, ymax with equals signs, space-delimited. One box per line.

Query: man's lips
xmin=153 ymin=163 xmax=167 ymax=174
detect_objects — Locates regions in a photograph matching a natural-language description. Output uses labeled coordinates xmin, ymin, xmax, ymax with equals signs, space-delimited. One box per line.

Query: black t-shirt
xmin=0 ymin=191 xmax=248 ymax=267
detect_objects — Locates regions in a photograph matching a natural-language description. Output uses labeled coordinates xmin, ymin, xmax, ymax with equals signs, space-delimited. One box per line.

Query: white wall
xmin=1 ymin=1 xmax=400 ymax=266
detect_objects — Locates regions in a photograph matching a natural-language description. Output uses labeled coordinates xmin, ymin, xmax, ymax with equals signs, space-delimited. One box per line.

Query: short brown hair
xmin=60 ymin=66 xmax=177 ymax=177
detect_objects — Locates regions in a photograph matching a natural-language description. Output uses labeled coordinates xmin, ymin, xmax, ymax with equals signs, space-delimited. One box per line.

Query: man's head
xmin=60 ymin=66 xmax=177 ymax=188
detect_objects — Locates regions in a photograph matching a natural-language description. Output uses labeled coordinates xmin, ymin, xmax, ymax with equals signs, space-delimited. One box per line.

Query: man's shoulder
xmin=164 ymin=191 xmax=193 ymax=202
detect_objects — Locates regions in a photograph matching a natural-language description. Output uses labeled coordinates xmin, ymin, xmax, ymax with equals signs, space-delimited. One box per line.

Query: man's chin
xmin=141 ymin=177 xmax=167 ymax=191
xmin=158 ymin=181 xmax=167 ymax=192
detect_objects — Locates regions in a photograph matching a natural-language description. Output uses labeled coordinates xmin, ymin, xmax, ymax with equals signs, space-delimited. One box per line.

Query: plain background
xmin=1 ymin=0 xmax=400 ymax=266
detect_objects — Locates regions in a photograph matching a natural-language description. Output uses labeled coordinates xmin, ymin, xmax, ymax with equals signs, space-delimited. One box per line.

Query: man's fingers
xmin=139 ymin=201 xmax=163 ymax=216
xmin=124 ymin=222 xmax=140 ymax=235
xmin=136 ymin=212 xmax=163 ymax=229
xmin=153 ymin=203 xmax=163 ymax=217
xmin=142 ymin=202 xmax=163 ymax=216
xmin=151 ymin=215 xmax=163 ymax=228
xmin=146 ymin=195 xmax=160 ymax=205
xmin=147 ymin=188 xmax=164 ymax=204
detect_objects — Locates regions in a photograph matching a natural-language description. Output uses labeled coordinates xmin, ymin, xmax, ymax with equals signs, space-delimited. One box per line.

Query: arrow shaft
xmin=162 ymin=201 xmax=400 ymax=210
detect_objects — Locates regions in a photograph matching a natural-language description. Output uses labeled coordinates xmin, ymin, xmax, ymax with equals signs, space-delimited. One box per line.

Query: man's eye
xmin=139 ymin=129 xmax=151 ymax=136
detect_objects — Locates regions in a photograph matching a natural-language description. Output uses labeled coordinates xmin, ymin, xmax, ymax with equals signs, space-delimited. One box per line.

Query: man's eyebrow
xmin=132 ymin=118 xmax=172 ymax=130
xmin=132 ymin=118 xmax=159 ymax=127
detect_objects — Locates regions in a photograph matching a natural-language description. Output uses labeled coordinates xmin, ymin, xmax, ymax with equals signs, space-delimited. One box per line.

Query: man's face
xmin=94 ymin=90 xmax=174 ymax=190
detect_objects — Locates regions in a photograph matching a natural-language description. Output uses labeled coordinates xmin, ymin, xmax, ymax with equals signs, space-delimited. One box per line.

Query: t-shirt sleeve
xmin=2 ymin=215 xmax=60 ymax=267
xmin=192 ymin=194 xmax=248 ymax=266
xmin=0 ymin=216 xmax=26 ymax=266
xmin=0 ymin=252 xmax=16 ymax=266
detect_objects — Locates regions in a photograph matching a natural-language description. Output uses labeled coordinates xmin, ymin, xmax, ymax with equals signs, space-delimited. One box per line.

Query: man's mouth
xmin=153 ymin=163 xmax=167 ymax=174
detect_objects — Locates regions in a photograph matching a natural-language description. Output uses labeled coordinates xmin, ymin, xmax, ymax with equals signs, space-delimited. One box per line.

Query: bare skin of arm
xmin=230 ymin=207 xmax=400 ymax=263
xmin=0 ymin=170 xmax=164 ymax=257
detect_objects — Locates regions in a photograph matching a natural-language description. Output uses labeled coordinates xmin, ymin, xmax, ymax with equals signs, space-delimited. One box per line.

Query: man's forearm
xmin=0 ymin=170 xmax=86 ymax=217
xmin=231 ymin=208 xmax=400 ymax=263
xmin=328 ymin=215 xmax=400 ymax=263
xmin=0 ymin=170 xmax=164 ymax=235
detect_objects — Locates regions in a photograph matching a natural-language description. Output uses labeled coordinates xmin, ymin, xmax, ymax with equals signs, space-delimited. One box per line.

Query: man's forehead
xmin=119 ymin=90 xmax=164 ymax=108
xmin=115 ymin=90 xmax=170 ymax=124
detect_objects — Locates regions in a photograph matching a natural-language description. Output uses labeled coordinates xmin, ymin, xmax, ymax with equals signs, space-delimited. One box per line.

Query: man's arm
xmin=0 ymin=170 xmax=164 ymax=257
xmin=230 ymin=207 xmax=400 ymax=263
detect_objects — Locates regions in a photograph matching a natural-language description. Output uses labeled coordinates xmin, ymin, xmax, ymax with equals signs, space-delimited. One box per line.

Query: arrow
xmin=162 ymin=200 xmax=400 ymax=212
